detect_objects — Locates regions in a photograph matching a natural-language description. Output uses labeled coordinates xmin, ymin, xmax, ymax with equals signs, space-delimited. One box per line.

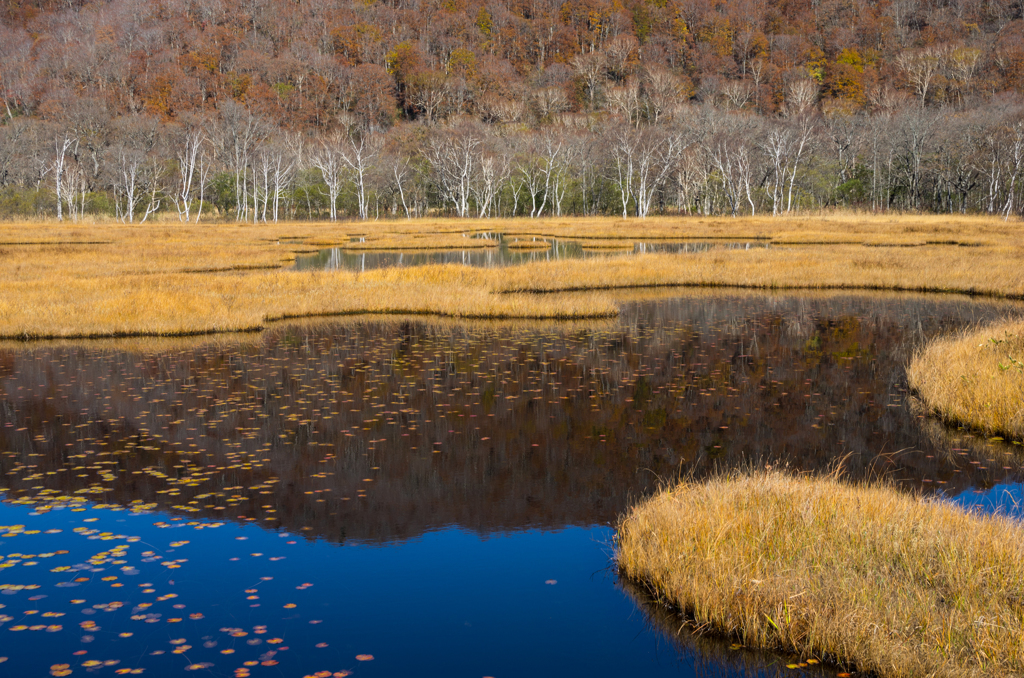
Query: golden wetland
xmin=2 ymin=215 xmax=1024 ymax=677
xmin=2 ymin=213 xmax=1023 ymax=339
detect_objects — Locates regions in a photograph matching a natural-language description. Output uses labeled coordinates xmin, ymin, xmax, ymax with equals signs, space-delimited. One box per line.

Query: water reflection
xmin=620 ymin=580 xmax=843 ymax=678
xmin=1 ymin=293 xmax=1021 ymax=542
xmin=0 ymin=292 xmax=1021 ymax=677
xmin=294 ymin=237 xmax=767 ymax=271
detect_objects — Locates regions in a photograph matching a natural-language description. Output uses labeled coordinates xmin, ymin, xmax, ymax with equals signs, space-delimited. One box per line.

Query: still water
xmin=0 ymin=292 xmax=1021 ymax=677
xmin=293 ymin=238 xmax=766 ymax=271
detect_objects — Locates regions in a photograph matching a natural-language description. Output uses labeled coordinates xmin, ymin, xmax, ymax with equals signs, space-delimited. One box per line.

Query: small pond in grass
xmin=0 ymin=292 xmax=1022 ymax=677
xmin=293 ymin=236 xmax=768 ymax=271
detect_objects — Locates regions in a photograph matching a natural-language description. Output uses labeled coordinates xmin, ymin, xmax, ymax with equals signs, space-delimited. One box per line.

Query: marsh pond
xmin=293 ymin=237 xmax=768 ymax=271
xmin=1 ymin=292 xmax=1022 ymax=677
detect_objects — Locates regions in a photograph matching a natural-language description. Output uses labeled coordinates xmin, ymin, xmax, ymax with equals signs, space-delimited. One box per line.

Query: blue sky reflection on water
xmin=946 ymin=481 xmax=1024 ymax=518
xmin=0 ymin=501 xmax=832 ymax=678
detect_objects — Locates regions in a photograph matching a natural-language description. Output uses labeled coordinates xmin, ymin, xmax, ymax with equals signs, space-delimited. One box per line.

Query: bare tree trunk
xmin=51 ymin=134 xmax=77 ymax=222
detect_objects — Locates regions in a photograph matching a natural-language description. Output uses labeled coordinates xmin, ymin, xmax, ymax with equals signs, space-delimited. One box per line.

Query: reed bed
xmin=617 ymin=470 xmax=1024 ymax=678
xmin=490 ymin=246 xmax=1024 ymax=298
xmin=0 ymin=269 xmax=617 ymax=339
xmin=908 ymin=320 xmax=1024 ymax=440
xmin=1 ymin=215 xmax=1022 ymax=338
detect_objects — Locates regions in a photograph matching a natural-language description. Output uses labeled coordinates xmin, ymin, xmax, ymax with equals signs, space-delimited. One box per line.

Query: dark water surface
xmin=1 ymin=292 xmax=1022 ymax=678
xmin=293 ymin=238 xmax=766 ymax=271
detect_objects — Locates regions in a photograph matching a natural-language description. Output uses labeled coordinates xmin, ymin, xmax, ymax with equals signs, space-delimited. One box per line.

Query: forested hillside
xmin=1 ymin=0 xmax=1023 ymax=220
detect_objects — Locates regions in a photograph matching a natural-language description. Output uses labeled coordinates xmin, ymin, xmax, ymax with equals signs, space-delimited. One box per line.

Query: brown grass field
xmin=617 ymin=470 xmax=1024 ymax=678
xmin=1 ymin=213 xmax=1023 ymax=339
xmin=908 ymin=320 xmax=1024 ymax=440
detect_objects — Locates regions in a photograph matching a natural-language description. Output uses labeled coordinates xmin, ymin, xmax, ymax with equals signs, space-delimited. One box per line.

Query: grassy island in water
xmin=617 ymin=470 xmax=1024 ymax=678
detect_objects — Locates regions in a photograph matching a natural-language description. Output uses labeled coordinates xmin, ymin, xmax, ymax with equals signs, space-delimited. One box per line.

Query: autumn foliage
xmin=2 ymin=0 xmax=1024 ymax=220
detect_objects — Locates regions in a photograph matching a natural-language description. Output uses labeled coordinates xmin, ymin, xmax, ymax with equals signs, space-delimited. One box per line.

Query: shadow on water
xmin=618 ymin=579 xmax=847 ymax=678
xmin=293 ymin=236 xmax=768 ymax=271
xmin=0 ymin=290 xmax=1022 ymax=677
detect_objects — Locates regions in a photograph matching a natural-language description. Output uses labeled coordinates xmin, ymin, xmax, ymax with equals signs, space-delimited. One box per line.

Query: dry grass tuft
xmin=617 ymin=470 xmax=1024 ymax=678
xmin=908 ymin=320 xmax=1024 ymax=440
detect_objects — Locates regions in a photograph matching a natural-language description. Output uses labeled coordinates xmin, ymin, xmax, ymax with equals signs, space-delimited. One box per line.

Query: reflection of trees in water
xmin=294 ymin=240 xmax=767 ymax=271
xmin=0 ymin=294 xmax=1020 ymax=543
xmin=617 ymin=579 xmax=843 ymax=678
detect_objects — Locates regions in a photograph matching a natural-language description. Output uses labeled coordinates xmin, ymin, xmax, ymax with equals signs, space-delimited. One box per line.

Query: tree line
xmin=3 ymin=0 xmax=1024 ymax=220
xmin=3 ymin=99 xmax=1024 ymax=221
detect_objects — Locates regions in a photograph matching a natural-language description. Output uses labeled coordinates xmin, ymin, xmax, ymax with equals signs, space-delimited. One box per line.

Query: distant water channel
xmin=294 ymin=236 xmax=767 ymax=271
xmin=1 ymin=292 xmax=1022 ymax=677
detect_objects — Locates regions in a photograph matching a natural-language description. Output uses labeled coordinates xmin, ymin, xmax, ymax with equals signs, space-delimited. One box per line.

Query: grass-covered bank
xmin=908 ymin=320 xmax=1024 ymax=441
xmin=2 ymin=215 xmax=1024 ymax=338
xmin=616 ymin=471 xmax=1024 ymax=678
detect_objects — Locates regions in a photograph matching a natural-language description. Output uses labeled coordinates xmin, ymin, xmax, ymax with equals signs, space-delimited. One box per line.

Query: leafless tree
xmin=571 ymin=52 xmax=607 ymax=109
xmin=533 ymin=87 xmax=570 ymax=122
xmin=868 ymin=85 xmax=912 ymax=114
xmin=379 ymin=150 xmax=415 ymax=219
xmin=107 ymin=115 xmax=162 ymax=223
xmin=896 ymin=47 xmax=947 ymax=106
xmin=885 ymin=0 xmax=920 ymax=47
xmin=478 ymin=95 xmax=525 ymax=124
xmin=1001 ymin=120 xmax=1024 ymax=219
xmin=643 ymin=66 xmax=686 ymax=124
xmin=605 ymin=35 xmax=639 ymax=82
xmin=822 ymin=109 xmax=860 ymax=206
xmin=722 ymin=80 xmax=754 ymax=110
xmin=269 ymin=136 xmax=298 ymax=223
xmin=675 ymin=145 xmax=714 ymax=215
xmin=933 ymin=116 xmax=981 ymax=213
xmin=172 ymin=127 xmax=210 ymax=223
xmin=337 ymin=130 xmax=383 ymax=221
xmin=50 ymin=133 xmax=79 ymax=222
xmin=111 ymin=145 xmax=147 ymax=223
xmin=472 ymin=146 xmax=511 ymax=218
xmin=427 ymin=125 xmax=480 ymax=218
xmin=514 ymin=136 xmax=546 ymax=218
xmin=539 ymin=131 xmax=574 ymax=217
xmin=786 ymin=80 xmax=818 ymax=117
xmin=703 ymin=112 xmax=763 ymax=216
xmin=213 ymin=101 xmax=268 ymax=221
xmin=0 ymin=120 xmax=26 ymax=188
xmin=633 ymin=127 xmax=689 ymax=218
xmin=947 ymin=47 xmax=981 ymax=106
xmin=890 ymin=107 xmax=940 ymax=209
xmin=609 ymin=127 xmax=636 ymax=218
xmin=607 ymin=79 xmax=642 ymax=127
xmin=0 ymin=25 xmax=34 ymax=120
xmin=311 ymin=133 xmax=345 ymax=222
xmin=411 ymin=73 xmax=450 ymax=125
xmin=607 ymin=125 xmax=689 ymax=218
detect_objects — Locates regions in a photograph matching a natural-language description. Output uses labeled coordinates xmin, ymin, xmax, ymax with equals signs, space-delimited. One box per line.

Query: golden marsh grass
xmin=908 ymin=320 xmax=1024 ymax=440
xmin=617 ymin=470 xmax=1024 ymax=678
xmin=0 ymin=269 xmax=616 ymax=339
xmin=1 ymin=214 xmax=1022 ymax=338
